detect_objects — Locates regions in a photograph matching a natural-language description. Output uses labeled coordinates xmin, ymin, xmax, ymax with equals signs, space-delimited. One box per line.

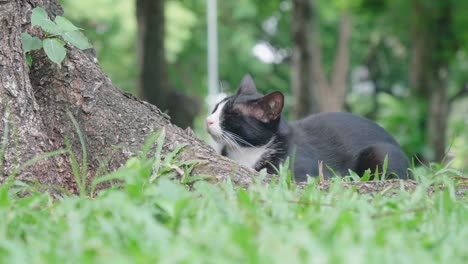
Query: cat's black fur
xmin=210 ymin=75 xmax=410 ymax=181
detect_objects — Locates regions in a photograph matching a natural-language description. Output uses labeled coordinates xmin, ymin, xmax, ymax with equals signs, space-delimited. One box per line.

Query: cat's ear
xmin=236 ymin=74 xmax=257 ymax=95
xmin=255 ymin=92 xmax=284 ymax=122
xmin=233 ymin=91 xmax=284 ymax=122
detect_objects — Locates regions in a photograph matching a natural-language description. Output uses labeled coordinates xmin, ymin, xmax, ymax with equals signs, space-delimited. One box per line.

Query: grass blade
xmin=381 ymin=154 xmax=389 ymax=180
xmin=8 ymin=149 xmax=67 ymax=184
xmin=164 ymin=143 xmax=187 ymax=164
xmin=149 ymin=128 xmax=166 ymax=183
xmin=64 ymin=137 xmax=84 ymax=195
xmin=67 ymin=112 xmax=88 ymax=196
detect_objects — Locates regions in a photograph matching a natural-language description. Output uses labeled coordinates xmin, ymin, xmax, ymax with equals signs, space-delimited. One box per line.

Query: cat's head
xmin=206 ymin=74 xmax=284 ymax=147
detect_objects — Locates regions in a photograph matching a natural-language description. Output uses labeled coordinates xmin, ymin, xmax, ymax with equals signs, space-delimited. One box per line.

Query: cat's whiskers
xmin=226 ymin=135 xmax=242 ymax=152
xmin=224 ymin=131 xmax=255 ymax=148
xmin=221 ymin=133 xmax=241 ymax=152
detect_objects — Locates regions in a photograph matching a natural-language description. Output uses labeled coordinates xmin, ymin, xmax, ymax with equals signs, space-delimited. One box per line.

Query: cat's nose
xmin=206 ymin=119 xmax=214 ymax=127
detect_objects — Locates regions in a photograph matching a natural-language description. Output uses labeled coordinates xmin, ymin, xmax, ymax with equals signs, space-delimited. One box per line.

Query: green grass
xmin=0 ymin=144 xmax=467 ymax=263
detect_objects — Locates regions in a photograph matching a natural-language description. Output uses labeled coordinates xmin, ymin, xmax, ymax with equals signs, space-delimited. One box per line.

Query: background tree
xmin=357 ymin=0 xmax=468 ymax=163
xmin=136 ymin=0 xmax=200 ymax=128
xmin=410 ymin=0 xmax=456 ymax=162
xmin=310 ymin=10 xmax=351 ymax=113
xmin=291 ymin=0 xmax=317 ymax=117
xmin=291 ymin=0 xmax=354 ymax=117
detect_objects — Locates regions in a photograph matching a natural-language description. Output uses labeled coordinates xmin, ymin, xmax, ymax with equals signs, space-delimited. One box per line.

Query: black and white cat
xmin=206 ymin=75 xmax=410 ymax=181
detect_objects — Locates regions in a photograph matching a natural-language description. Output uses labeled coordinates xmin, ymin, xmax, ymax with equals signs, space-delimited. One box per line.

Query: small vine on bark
xmin=21 ymin=7 xmax=91 ymax=66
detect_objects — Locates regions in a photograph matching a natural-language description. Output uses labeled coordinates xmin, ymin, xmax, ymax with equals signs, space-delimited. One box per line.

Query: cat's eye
xmin=211 ymin=104 xmax=219 ymax=114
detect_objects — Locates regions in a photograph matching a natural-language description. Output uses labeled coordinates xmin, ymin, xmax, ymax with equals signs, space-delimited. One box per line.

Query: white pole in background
xmin=207 ymin=0 xmax=221 ymax=108
xmin=207 ymin=0 xmax=225 ymax=151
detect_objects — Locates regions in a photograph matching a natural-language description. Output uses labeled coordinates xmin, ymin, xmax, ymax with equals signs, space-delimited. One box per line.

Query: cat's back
xmin=288 ymin=112 xmax=408 ymax=179
xmin=290 ymin=112 xmax=399 ymax=148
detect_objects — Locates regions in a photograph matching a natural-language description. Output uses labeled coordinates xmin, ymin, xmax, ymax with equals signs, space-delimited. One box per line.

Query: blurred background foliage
xmin=60 ymin=0 xmax=467 ymax=170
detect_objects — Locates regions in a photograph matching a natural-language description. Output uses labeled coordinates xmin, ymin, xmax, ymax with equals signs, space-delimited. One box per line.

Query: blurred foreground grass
xmin=0 ymin=150 xmax=466 ymax=263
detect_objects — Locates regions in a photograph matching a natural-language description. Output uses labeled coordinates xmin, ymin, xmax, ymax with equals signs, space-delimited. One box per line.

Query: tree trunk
xmin=410 ymin=0 xmax=455 ymax=162
xmin=428 ymin=79 xmax=448 ymax=162
xmin=0 ymin=0 xmax=259 ymax=192
xmin=310 ymin=12 xmax=351 ymax=113
xmin=329 ymin=13 xmax=351 ymax=111
xmin=0 ymin=0 xmax=72 ymax=190
xmin=136 ymin=0 xmax=200 ymax=129
xmin=291 ymin=0 xmax=319 ymax=118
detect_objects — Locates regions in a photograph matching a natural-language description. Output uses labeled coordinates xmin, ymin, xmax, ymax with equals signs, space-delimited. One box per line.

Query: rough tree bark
xmin=136 ymin=0 xmax=200 ymax=129
xmin=410 ymin=0 xmax=455 ymax=162
xmin=0 ymin=0 xmax=259 ymax=192
xmin=0 ymin=0 xmax=72 ymax=189
xmin=291 ymin=0 xmax=319 ymax=118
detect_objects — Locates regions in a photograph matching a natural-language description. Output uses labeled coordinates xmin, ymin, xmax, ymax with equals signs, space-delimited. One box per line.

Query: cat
xmin=206 ymin=74 xmax=410 ymax=181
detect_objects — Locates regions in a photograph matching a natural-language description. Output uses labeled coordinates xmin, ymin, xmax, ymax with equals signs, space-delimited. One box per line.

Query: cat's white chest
xmin=225 ymin=144 xmax=271 ymax=169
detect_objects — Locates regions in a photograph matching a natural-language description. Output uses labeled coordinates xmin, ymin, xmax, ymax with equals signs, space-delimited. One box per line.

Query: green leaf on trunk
xmin=31 ymin=7 xmax=48 ymax=27
xmin=43 ymin=38 xmax=67 ymax=65
xmin=55 ymin=16 xmax=79 ymax=32
xmin=61 ymin=30 xmax=91 ymax=50
xmin=26 ymin=54 xmax=33 ymax=67
xmin=31 ymin=7 xmax=62 ymax=35
xmin=21 ymin=33 xmax=42 ymax=52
